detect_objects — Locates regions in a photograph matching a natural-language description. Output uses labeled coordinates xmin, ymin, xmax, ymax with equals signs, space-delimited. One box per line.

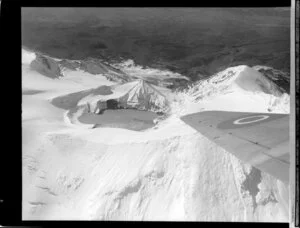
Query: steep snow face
xmin=22 ymin=50 xmax=289 ymax=222
xmin=75 ymin=79 xmax=169 ymax=115
xmin=197 ymin=65 xmax=283 ymax=96
xmin=116 ymin=79 xmax=168 ymax=112
xmin=22 ymin=123 xmax=289 ymax=221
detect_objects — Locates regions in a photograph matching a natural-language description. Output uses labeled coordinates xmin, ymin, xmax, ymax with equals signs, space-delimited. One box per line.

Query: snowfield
xmin=22 ymin=48 xmax=289 ymax=221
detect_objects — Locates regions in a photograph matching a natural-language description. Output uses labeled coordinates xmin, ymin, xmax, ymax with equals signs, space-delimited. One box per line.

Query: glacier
xmin=22 ymin=48 xmax=289 ymax=221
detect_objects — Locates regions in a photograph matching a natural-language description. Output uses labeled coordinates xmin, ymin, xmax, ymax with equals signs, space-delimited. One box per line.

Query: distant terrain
xmin=21 ymin=8 xmax=290 ymax=81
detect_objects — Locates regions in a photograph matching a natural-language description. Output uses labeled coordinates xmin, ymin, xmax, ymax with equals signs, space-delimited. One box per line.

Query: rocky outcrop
xmin=30 ymin=52 xmax=131 ymax=83
xmin=78 ymin=58 xmax=131 ymax=83
xmin=252 ymin=66 xmax=290 ymax=94
xmin=59 ymin=59 xmax=81 ymax=70
xmin=30 ymin=54 xmax=63 ymax=79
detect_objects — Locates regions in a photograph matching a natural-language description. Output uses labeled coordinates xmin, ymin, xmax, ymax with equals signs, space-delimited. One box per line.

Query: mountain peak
xmin=204 ymin=65 xmax=284 ymax=97
xmin=182 ymin=65 xmax=289 ymax=114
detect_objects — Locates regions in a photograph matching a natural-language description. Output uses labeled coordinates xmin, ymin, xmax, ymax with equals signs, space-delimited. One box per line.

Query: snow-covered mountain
xmin=51 ymin=79 xmax=169 ymax=125
xmin=24 ymin=48 xmax=190 ymax=87
xmin=26 ymin=49 xmax=131 ymax=83
xmin=173 ymin=65 xmax=290 ymax=116
xmin=77 ymin=79 xmax=168 ymax=113
xmin=22 ymin=48 xmax=290 ymax=221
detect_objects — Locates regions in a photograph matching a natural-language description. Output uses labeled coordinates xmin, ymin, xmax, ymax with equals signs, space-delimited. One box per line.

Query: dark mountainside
xmin=22 ymin=8 xmax=290 ymax=82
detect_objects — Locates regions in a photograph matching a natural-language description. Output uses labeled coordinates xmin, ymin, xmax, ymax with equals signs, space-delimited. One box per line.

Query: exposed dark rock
xmin=260 ymin=191 xmax=278 ymax=206
xmin=78 ymin=58 xmax=131 ymax=83
xmin=241 ymin=167 xmax=262 ymax=212
xmin=59 ymin=59 xmax=81 ymax=70
xmin=30 ymin=54 xmax=63 ymax=79
xmin=254 ymin=66 xmax=290 ymax=94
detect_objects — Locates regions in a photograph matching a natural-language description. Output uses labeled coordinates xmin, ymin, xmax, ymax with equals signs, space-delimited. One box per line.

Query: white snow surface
xmin=22 ymin=49 xmax=289 ymax=221
xmin=22 ymin=48 xmax=37 ymax=64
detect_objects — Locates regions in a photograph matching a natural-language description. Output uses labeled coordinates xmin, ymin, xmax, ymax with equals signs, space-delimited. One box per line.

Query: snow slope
xmin=22 ymin=48 xmax=290 ymax=221
xmin=76 ymin=79 xmax=169 ymax=114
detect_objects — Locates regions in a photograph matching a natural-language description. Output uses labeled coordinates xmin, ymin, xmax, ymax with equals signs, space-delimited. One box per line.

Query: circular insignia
xmin=217 ymin=113 xmax=286 ymax=129
xmin=233 ymin=115 xmax=269 ymax=125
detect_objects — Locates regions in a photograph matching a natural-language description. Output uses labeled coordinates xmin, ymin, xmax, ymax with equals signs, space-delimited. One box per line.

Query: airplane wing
xmin=180 ymin=111 xmax=289 ymax=183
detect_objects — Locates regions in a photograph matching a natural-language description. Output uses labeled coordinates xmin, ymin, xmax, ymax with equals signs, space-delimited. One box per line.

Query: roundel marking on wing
xmin=233 ymin=115 xmax=269 ymax=125
xmin=217 ymin=113 xmax=286 ymax=130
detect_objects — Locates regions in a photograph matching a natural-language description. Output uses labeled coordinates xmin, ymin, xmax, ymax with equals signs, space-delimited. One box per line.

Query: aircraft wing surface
xmin=180 ymin=111 xmax=289 ymax=183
